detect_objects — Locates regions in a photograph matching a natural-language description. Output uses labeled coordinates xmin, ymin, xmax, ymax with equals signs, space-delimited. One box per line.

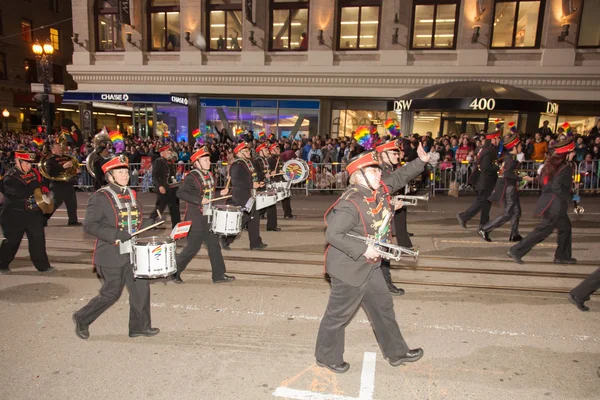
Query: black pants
xmin=176 ymin=229 xmax=226 ymax=280
xmin=48 ymin=184 xmax=78 ymax=224
xmin=150 ymin=188 xmax=180 ymax=228
xmin=381 ymin=259 xmax=394 ymax=287
xmin=281 ymin=196 xmax=293 ymax=218
xmin=226 ymin=207 xmax=263 ymax=248
xmin=315 ymin=267 xmax=410 ymax=365
xmin=265 ymin=204 xmax=277 ymax=230
xmin=0 ymin=210 xmax=51 ymax=271
xmin=481 ymin=186 xmax=521 ymax=237
xmin=75 ymin=263 xmax=151 ymax=332
xmin=571 ymin=267 xmax=600 ymax=301
xmin=459 ymin=189 xmax=492 ymax=227
xmin=394 ymin=207 xmax=412 ymax=248
xmin=510 ymin=213 xmax=572 ymax=260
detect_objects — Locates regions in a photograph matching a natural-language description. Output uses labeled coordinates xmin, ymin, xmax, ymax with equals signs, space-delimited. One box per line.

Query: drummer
xmin=173 ymin=146 xmax=235 ymax=284
xmin=73 ymin=155 xmax=161 ymax=340
xmin=267 ymin=143 xmax=296 ymax=219
xmin=254 ymin=142 xmax=279 ymax=231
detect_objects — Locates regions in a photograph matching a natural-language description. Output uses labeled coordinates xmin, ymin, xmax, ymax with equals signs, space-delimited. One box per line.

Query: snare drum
xmin=270 ymin=181 xmax=291 ymax=201
xmin=210 ymin=205 xmax=243 ymax=236
xmin=132 ymin=237 xmax=177 ymax=279
xmin=256 ymin=191 xmax=278 ymax=210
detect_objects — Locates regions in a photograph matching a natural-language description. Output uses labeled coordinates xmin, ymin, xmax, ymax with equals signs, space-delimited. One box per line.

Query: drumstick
xmin=131 ymin=220 xmax=165 ymax=237
xmin=225 ymin=176 xmax=231 ymax=190
xmin=208 ymin=195 xmax=232 ymax=203
xmin=270 ymin=172 xmax=285 ymax=177
xmin=157 ymin=210 xmax=162 ymax=219
xmin=274 ymin=157 xmax=280 ymax=172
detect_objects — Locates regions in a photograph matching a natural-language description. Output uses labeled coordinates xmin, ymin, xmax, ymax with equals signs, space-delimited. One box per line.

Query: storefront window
xmin=556 ymin=116 xmax=597 ymax=135
xmin=156 ymin=105 xmax=189 ymax=142
xmin=338 ymin=1 xmax=381 ymax=50
xmin=411 ymin=0 xmax=459 ymax=49
xmin=148 ymin=0 xmax=180 ymax=51
xmin=577 ymin=0 xmax=600 ymax=48
xmin=207 ymin=0 xmax=242 ymax=51
xmin=491 ymin=0 xmax=543 ymax=48
xmin=271 ymin=0 xmax=309 ymax=51
xmin=277 ymin=108 xmax=319 ymax=139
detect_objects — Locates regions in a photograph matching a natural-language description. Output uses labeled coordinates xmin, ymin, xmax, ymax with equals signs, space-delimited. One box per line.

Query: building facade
xmin=66 ymin=0 xmax=600 ymax=140
xmin=0 ymin=0 xmax=75 ymax=131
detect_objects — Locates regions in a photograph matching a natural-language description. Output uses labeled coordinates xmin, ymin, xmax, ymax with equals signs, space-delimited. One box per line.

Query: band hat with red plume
xmin=485 ymin=131 xmax=501 ymax=140
xmin=14 ymin=151 xmax=36 ymax=162
xmin=553 ymin=137 xmax=575 ymax=154
xmin=158 ymin=144 xmax=171 ymax=153
xmin=102 ymin=154 xmax=129 ymax=173
xmin=233 ymin=142 xmax=248 ymax=154
xmin=504 ymin=134 xmax=520 ymax=150
xmin=376 ymin=140 xmax=401 ymax=153
xmin=191 ymin=146 xmax=210 ymax=163
xmin=268 ymin=142 xmax=279 ymax=152
xmin=346 ymin=151 xmax=380 ymax=175
xmin=255 ymin=143 xmax=268 ymax=153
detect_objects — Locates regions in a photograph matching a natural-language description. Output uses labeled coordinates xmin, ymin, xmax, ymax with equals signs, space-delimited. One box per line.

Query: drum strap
xmin=99 ymin=186 xmax=139 ymax=234
xmin=234 ymin=158 xmax=258 ymax=182
xmin=190 ymin=169 xmax=214 ymax=200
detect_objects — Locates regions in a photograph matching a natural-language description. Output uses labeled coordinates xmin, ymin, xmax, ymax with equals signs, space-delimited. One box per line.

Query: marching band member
xmin=507 ymin=139 xmax=577 ymax=265
xmin=73 ymin=155 xmax=160 ymax=340
xmin=568 ymin=266 xmax=600 ymax=312
xmin=315 ymin=144 xmax=430 ymax=373
xmin=0 ymin=151 xmax=54 ymax=274
xmin=477 ymin=134 xmax=532 ymax=242
xmin=173 ymin=146 xmax=235 ymax=284
xmin=221 ymin=142 xmax=267 ymax=250
xmin=254 ymin=142 xmax=279 ymax=231
xmin=93 ymin=140 xmax=111 ymax=190
xmin=45 ymin=141 xmax=81 ymax=226
xmin=375 ymin=140 xmax=405 ymax=296
xmin=150 ymin=144 xmax=181 ymax=228
xmin=457 ymin=132 xmax=501 ymax=230
xmin=268 ymin=143 xmax=296 ymax=219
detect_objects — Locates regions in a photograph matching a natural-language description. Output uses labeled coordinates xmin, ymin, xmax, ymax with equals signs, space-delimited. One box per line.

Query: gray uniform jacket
xmin=325 ymin=158 xmax=425 ymax=287
xmin=177 ymin=169 xmax=214 ymax=232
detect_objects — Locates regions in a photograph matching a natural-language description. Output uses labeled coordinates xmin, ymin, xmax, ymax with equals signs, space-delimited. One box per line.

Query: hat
xmin=14 ymin=151 xmax=36 ymax=162
xmin=268 ymin=143 xmax=279 ymax=152
xmin=102 ymin=154 xmax=129 ymax=173
xmin=485 ymin=131 xmax=501 ymax=140
xmin=233 ymin=142 xmax=248 ymax=154
xmin=375 ymin=140 xmax=400 ymax=153
xmin=553 ymin=137 xmax=575 ymax=154
xmin=190 ymin=146 xmax=210 ymax=163
xmin=255 ymin=143 xmax=268 ymax=153
xmin=346 ymin=151 xmax=380 ymax=175
xmin=504 ymin=134 xmax=520 ymax=150
xmin=158 ymin=144 xmax=171 ymax=153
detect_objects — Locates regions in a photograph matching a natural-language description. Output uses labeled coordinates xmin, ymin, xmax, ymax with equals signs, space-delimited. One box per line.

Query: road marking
xmin=440 ymin=239 xmax=560 ymax=248
xmin=273 ymin=352 xmax=377 ymax=400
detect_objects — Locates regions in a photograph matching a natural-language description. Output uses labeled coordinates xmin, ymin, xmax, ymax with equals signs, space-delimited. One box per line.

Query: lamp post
xmin=32 ymin=39 xmax=54 ymax=133
xmin=2 ymin=109 xmax=9 ymax=131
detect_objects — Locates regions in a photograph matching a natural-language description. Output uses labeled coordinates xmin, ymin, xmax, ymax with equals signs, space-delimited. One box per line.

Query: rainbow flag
xmin=109 ymin=131 xmax=123 ymax=143
xmin=267 ymin=133 xmax=274 ymax=140
xmin=192 ymin=129 xmax=201 ymax=139
xmin=258 ymin=131 xmax=265 ymax=139
xmin=354 ymin=126 xmax=374 ymax=150
xmin=562 ymin=122 xmax=573 ymax=136
xmin=235 ymin=128 xmax=243 ymax=136
xmin=163 ymin=131 xmax=170 ymax=138
xmin=384 ymin=118 xmax=400 ymax=137
xmin=32 ymin=137 xmax=44 ymax=148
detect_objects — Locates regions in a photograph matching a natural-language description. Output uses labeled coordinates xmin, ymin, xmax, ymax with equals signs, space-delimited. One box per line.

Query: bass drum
xmin=282 ymin=159 xmax=309 ymax=184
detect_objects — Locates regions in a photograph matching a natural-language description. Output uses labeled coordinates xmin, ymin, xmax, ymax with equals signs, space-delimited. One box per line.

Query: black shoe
xmin=220 ymin=238 xmax=231 ymax=251
xmin=509 ymin=235 xmax=523 ymax=242
xmin=456 ymin=214 xmax=467 ymax=229
xmin=40 ymin=266 xmax=56 ymax=273
xmin=68 ymin=221 xmax=82 ymax=226
xmin=554 ymin=258 xmax=577 ymax=264
xmin=73 ymin=313 xmax=90 ymax=340
xmin=0 ymin=268 xmax=11 ymax=275
xmin=477 ymin=229 xmax=492 ymax=242
xmin=567 ymin=293 xmax=590 ymax=312
xmin=172 ymin=274 xmax=183 ymax=284
xmin=407 ymin=232 xmax=415 ymax=237
xmin=129 ymin=327 xmax=160 ymax=338
xmin=213 ymin=274 xmax=236 ymax=284
xmin=284 ymin=215 xmax=297 ymax=219
xmin=506 ymin=249 xmax=524 ymax=265
xmin=387 ymin=283 xmax=406 ymax=296
xmin=316 ymin=360 xmax=350 ymax=374
xmin=267 ymin=228 xmax=281 ymax=232
xmin=250 ymin=243 xmax=268 ymax=250
xmin=389 ymin=348 xmax=424 ymax=366
xmin=261 ymin=215 xmax=267 ymax=219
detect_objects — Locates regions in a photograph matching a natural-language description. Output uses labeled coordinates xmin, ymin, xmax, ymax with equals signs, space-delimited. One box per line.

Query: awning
xmin=389 ymin=80 xmax=558 ymax=114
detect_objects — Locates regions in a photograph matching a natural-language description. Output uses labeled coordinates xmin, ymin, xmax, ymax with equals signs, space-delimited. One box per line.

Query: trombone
xmin=346 ymin=233 xmax=419 ymax=262
xmin=392 ymin=193 xmax=430 ymax=206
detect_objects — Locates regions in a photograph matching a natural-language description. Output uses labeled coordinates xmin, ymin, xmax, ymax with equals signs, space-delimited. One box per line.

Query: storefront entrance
xmin=440 ymin=117 xmax=488 ymax=136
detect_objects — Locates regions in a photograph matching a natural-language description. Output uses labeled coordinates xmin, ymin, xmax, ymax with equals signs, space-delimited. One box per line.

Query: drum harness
xmin=190 ymin=168 xmax=214 ymax=221
xmin=99 ymin=186 xmax=140 ymax=265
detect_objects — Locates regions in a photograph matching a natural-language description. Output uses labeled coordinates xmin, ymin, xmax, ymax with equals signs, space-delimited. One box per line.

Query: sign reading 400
xmin=469 ymin=98 xmax=496 ymax=111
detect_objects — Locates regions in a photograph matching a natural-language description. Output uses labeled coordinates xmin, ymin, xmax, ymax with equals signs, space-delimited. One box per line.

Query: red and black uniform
xmin=45 ymin=153 xmax=79 ymax=225
xmin=254 ymin=153 xmax=278 ymax=231
xmin=150 ymin=154 xmax=181 ymax=228
xmin=268 ymin=153 xmax=294 ymax=218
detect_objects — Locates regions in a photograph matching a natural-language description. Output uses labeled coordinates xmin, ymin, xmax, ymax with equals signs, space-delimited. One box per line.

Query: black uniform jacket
xmin=84 ymin=183 xmax=153 ymax=268
xmin=176 ymin=169 xmax=212 ymax=232
xmin=45 ymin=154 xmax=78 ymax=186
xmin=533 ymin=162 xmax=573 ymax=217
xmin=93 ymin=156 xmax=109 ymax=187
xmin=0 ymin=167 xmax=41 ymax=214
xmin=324 ymin=158 xmax=425 ymax=287
xmin=267 ymin=156 xmax=284 ymax=182
xmin=230 ymin=158 xmax=255 ymax=206
xmin=152 ymin=157 xmax=176 ymax=189
xmin=475 ymin=144 xmax=499 ymax=194
xmin=489 ymin=154 xmax=521 ymax=203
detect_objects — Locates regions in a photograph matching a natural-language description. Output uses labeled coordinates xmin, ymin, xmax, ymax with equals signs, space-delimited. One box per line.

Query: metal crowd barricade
xmin=306 ymin=162 xmax=349 ymax=195
xmin=577 ymin=159 xmax=600 ymax=193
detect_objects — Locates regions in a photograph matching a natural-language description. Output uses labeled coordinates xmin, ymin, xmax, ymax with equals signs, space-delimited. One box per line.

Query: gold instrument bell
xmin=38 ymin=133 xmax=82 ymax=182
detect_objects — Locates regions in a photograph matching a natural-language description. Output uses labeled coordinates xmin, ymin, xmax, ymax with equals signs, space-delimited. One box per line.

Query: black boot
xmin=509 ymin=234 xmax=523 ymax=242
xmin=477 ymin=229 xmax=491 ymax=242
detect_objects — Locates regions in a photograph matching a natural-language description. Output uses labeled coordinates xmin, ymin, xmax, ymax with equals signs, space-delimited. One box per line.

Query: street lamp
xmin=2 ymin=109 xmax=9 ymax=131
xmin=32 ymin=39 xmax=54 ymax=133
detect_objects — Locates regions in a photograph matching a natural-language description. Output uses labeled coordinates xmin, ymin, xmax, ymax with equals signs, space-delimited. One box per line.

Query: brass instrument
xmin=38 ymin=134 xmax=82 ymax=182
xmin=346 ymin=233 xmax=419 ymax=262
xmin=85 ymin=130 xmax=111 ymax=178
xmin=392 ymin=193 xmax=430 ymax=206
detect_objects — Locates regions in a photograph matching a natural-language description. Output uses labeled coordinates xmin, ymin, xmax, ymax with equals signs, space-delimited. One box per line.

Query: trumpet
xmin=392 ymin=193 xmax=430 ymax=206
xmin=346 ymin=233 xmax=419 ymax=261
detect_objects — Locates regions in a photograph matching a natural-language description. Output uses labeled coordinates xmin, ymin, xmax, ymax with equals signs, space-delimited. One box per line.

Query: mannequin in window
xmin=230 ymin=31 xmax=240 ymax=50
xmin=300 ymin=32 xmax=308 ymax=50
xmin=216 ymin=35 xmax=225 ymax=50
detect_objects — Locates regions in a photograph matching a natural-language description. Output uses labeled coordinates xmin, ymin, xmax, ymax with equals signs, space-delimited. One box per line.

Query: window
xmin=148 ymin=0 xmax=180 ymax=51
xmin=207 ymin=0 xmax=242 ymax=51
xmin=49 ymin=0 xmax=59 ymax=12
xmin=50 ymin=28 xmax=60 ymax=51
xmin=96 ymin=0 xmax=125 ymax=51
xmin=410 ymin=0 xmax=459 ymax=49
xmin=578 ymin=0 xmax=600 ymax=48
xmin=21 ymin=19 xmax=32 ymax=43
xmin=270 ymin=0 xmax=309 ymax=51
xmin=337 ymin=0 xmax=381 ymax=50
xmin=490 ymin=0 xmax=544 ymax=48
xmin=0 ymin=53 xmax=6 ymax=80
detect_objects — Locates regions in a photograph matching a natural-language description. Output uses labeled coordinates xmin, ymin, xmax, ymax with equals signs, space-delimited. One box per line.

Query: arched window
xmin=148 ymin=0 xmax=181 ymax=51
xmin=95 ymin=0 xmax=124 ymax=52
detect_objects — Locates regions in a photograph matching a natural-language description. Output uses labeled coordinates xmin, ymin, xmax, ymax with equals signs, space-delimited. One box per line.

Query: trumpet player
xmin=45 ymin=142 xmax=81 ymax=226
xmin=477 ymin=134 xmax=532 ymax=242
xmin=315 ymin=143 xmax=430 ymax=374
xmin=507 ymin=139 xmax=577 ymax=265
xmin=375 ymin=140 xmax=406 ymax=296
